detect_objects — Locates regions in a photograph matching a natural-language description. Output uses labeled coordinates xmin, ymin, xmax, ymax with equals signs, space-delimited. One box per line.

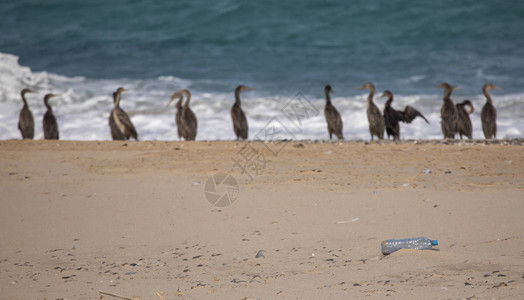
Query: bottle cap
xmin=432 ymin=240 xmax=438 ymax=246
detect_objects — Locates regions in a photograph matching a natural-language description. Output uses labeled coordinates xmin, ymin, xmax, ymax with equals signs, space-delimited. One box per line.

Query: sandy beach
xmin=0 ymin=139 xmax=523 ymax=299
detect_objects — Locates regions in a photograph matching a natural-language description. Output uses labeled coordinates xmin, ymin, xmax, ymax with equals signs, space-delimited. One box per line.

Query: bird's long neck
xmin=183 ymin=90 xmax=191 ymax=108
xmin=366 ymin=88 xmax=375 ymax=105
xmin=483 ymin=87 xmax=492 ymax=104
xmin=21 ymin=91 xmax=29 ymax=107
xmin=44 ymin=98 xmax=52 ymax=111
xmin=176 ymin=96 xmax=183 ymax=109
xmin=325 ymin=89 xmax=331 ymax=105
xmin=114 ymin=92 xmax=121 ymax=109
xmin=462 ymin=101 xmax=474 ymax=114
xmin=385 ymin=96 xmax=393 ymax=108
xmin=234 ymin=89 xmax=242 ymax=107
xmin=443 ymin=88 xmax=453 ymax=102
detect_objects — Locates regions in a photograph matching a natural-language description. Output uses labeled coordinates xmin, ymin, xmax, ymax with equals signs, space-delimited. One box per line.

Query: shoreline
xmin=2 ymin=137 xmax=523 ymax=144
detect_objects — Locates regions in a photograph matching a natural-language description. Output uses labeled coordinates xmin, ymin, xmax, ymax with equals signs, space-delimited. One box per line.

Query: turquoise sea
xmin=1 ymin=0 xmax=523 ymax=140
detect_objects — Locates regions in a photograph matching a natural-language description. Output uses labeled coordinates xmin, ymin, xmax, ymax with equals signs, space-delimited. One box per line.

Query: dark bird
xmin=18 ymin=88 xmax=35 ymax=139
xmin=231 ymin=85 xmax=252 ymax=141
xmin=480 ymin=83 xmax=501 ymax=139
xmin=42 ymin=94 xmax=59 ymax=140
xmin=323 ymin=85 xmax=344 ymax=140
xmin=108 ymin=87 xmax=138 ymax=141
xmin=381 ymin=90 xmax=429 ymax=142
xmin=167 ymin=90 xmax=185 ymax=140
xmin=181 ymin=89 xmax=197 ymax=141
xmin=456 ymin=100 xmax=474 ymax=140
xmin=434 ymin=83 xmax=460 ymax=139
xmin=109 ymin=89 xmax=126 ymax=140
xmin=356 ymin=83 xmax=384 ymax=141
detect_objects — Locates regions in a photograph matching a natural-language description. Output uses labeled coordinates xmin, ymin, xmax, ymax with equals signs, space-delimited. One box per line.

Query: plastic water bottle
xmin=381 ymin=237 xmax=438 ymax=255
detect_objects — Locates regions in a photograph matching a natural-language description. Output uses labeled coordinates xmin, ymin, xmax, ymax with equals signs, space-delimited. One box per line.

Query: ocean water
xmin=1 ymin=0 xmax=523 ymax=141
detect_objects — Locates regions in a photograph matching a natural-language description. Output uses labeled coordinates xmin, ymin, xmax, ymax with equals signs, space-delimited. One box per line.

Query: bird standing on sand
xmin=167 ymin=89 xmax=197 ymax=140
xmin=181 ymin=89 xmax=197 ymax=141
xmin=456 ymin=100 xmax=474 ymax=140
xmin=42 ymin=94 xmax=59 ymax=140
xmin=434 ymin=83 xmax=459 ymax=139
xmin=109 ymin=89 xmax=126 ymax=140
xmin=480 ymin=83 xmax=501 ymax=139
xmin=108 ymin=87 xmax=138 ymax=141
xmin=182 ymin=90 xmax=198 ymax=141
xmin=323 ymin=85 xmax=344 ymax=140
xmin=167 ymin=90 xmax=185 ymax=140
xmin=231 ymin=85 xmax=252 ymax=141
xmin=381 ymin=90 xmax=429 ymax=142
xmin=18 ymin=88 xmax=35 ymax=139
xmin=356 ymin=83 xmax=384 ymax=141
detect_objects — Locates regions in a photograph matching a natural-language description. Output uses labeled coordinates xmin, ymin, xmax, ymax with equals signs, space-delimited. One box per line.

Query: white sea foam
xmin=1 ymin=53 xmax=522 ymax=141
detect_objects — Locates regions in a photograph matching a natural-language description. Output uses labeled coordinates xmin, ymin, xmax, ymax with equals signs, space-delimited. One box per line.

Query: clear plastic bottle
xmin=381 ymin=237 xmax=438 ymax=255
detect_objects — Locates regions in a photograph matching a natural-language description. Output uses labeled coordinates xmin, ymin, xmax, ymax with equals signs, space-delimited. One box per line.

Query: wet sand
xmin=0 ymin=139 xmax=523 ymax=299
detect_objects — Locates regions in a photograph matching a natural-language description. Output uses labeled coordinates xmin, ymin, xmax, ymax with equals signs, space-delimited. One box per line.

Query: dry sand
xmin=0 ymin=139 xmax=523 ymax=299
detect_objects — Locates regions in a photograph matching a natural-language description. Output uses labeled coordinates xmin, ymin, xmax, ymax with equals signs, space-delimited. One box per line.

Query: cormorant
xmin=434 ymin=83 xmax=459 ymax=139
xmin=42 ymin=94 xmax=59 ymax=140
xmin=167 ymin=90 xmax=185 ymax=140
xmin=381 ymin=90 xmax=429 ymax=141
xmin=109 ymin=87 xmax=138 ymax=141
xmin=182 ymin=90 xmax=198 ymax=141
xmin=480 ymin=83 xmax=501 ymax=139
xmin=456 ymin=100 xmax=474 ymax=140
xmin=231 ymin=85 xmax=252 ymax=141
xmin=109 ymin=89 xmax=126 ymax=140
xmin=323 ymin=85 xmax=344 ymax=140
xmin=181 ymin=89 xmax=197 ymax=141
xmin=356 ymin=83 xmax=384 ymax=141
xmin=18 ymin=88 xmax=35 ymax=139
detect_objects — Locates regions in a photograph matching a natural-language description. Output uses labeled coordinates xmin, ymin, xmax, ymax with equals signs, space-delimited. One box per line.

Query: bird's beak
xmin=355 ymin=85 xmax=365 ymax=90
xmin=380 ymin=92 xmax=386 ymax=97
xmin=432 ymin=85 xmax=441 ymax=88
xmin=452 ymin=86 xmax=461 ymax=91
xmin=245 ymin=87 xmax=254 ymax=91
xmin=493 ymin=85 xmax=502 ymax=90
